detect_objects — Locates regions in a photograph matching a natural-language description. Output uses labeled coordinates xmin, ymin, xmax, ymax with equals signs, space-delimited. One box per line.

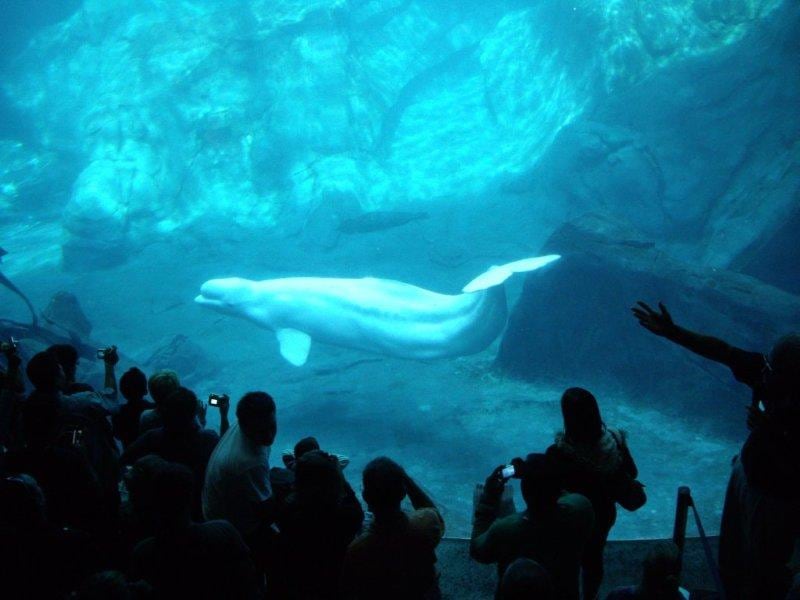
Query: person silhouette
xmin=632 ymin=301 xmax=800 ymax=599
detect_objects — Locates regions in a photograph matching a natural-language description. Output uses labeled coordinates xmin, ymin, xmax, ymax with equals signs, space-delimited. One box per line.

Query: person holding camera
xmin=47 ymin=344 xmax=121 ymax=414
xmin=470 ymin=453 xmax=594 ymax=600
xmin=207 ymin=392 xmax=231 ymax=437
xmin=23 ymin=350 xmax=121 ymax=514
xmin=0 ymin=393 xmax=105 ymax=534
xmin=632 ymin=301 xmax=800 ymax=599
xmin=341 ymin=456 xmax=445 ymax=600
xmin=47 ymin=344 xmax=92 ymax=395
xmin=121 ymin=387 xmax=221 ymax=521
xmin=202 ymin=391 xmax=278 ymax=577
xmin=139 ymin=371 xmax=228 ymax=438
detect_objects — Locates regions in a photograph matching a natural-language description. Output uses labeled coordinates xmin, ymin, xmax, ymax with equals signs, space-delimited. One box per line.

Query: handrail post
xmin=673 ymin=486 xmax=692 ymax=559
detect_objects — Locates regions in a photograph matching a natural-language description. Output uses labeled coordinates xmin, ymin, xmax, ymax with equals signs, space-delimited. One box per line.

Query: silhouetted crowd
xmin=0 ymin=301 xmax=798 ymax=599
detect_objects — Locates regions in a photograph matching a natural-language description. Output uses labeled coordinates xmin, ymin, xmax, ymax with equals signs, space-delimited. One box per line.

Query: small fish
xmin=619 ymin=239 xmax=655 ymax=250
xmin=337 ymin=210 xmax=429 ymax=234
xmin=152 ymin=301 xmax=186 ymax=315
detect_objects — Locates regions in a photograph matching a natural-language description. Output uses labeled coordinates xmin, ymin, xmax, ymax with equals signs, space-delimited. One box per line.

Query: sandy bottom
xmin=1 ymin=220 xmax=741 ymax=539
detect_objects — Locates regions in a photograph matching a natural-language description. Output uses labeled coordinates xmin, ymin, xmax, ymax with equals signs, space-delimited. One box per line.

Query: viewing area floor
xmin=437 ymin=536 xmax=719 ymax=598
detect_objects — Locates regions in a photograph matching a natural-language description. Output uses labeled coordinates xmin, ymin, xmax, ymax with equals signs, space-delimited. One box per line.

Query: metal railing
xmin=672 ymin=486 xmax=725 ymax=600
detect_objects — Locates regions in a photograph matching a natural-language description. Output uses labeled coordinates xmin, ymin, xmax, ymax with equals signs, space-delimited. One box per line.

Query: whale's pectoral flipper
xmin=461 ymin=254 xmax=560 ymax=293
xmin=277 ymin=328 xmax=312 ymax=366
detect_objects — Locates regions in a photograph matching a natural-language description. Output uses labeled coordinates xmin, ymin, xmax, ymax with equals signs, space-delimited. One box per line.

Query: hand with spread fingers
xmin=631 ymin=301 xmax=675 ymax=337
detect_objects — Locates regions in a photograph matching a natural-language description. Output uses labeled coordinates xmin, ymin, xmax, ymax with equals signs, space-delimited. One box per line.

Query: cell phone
xmin=501 ymin=465 xmax=515 ymax=479
xmin=71 ymin=429 xmax=84 ymax=447
xmin=208 ymin=393 xmax=224 ymax=406
xmin=96 ymin=348 xmax=107 ymax=359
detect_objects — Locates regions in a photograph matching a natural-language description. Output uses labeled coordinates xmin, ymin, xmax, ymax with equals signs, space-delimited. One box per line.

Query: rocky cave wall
xmin=494 ymin=2 xmax=799 ymax=407
xmin=1 ymin=0 xmax=794 ymax=278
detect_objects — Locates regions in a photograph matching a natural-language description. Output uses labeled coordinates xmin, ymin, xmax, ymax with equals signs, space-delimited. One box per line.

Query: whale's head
xmin=195 ymin=278 xmax=254 ymax=317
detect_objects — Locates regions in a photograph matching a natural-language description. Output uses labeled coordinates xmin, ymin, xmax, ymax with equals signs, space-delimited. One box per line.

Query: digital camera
xmin=208 ymin=393 xmax=226 ymax=406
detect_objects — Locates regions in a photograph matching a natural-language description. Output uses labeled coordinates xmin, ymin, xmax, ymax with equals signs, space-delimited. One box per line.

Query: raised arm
xmin=402 ymin=470 xmax=436 ymax=510
xmin=214 ymin=394 xmax=231 ymax=437
xmin=102 ymin=345 xmax=119 ymax=394
xmin=470 ymin=465 xmax=506 ymax=563
xmin=631 ymin=301 xmax=738 ymax=365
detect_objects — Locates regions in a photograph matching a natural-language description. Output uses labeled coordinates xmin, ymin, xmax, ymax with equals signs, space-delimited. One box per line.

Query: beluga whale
xmin=195 ymin=255 xmax=560 ymax=366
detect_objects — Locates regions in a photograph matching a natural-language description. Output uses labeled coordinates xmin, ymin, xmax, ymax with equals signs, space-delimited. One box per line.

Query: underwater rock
xmin=508 ymin=0 xmax=800 ymax=269
xmin=61 ymin=160 xmax=131 ymax=270
xmin=479 ymin=5 xmax=602 ymax=132
xmin=496 ymin=214 xmax=800 ymax=421
xmin=41 ymin=291 xmax=93 ymax=339
xmin=267 ymin=29 xmax=352 ymax=154
xmin=732 ymin=203 xmax=800 ymax=295
xmin=144 ymin=334 xmax=217 ymax=385
xmin=2 ymin=0 xmax=795 ymax=248
xmin=288 ymin=154 xmax=396 ymax=247
xmin=62 ymin=141 xmax=168 ymax=270
xmin=634 ymin=4 xmax=684 ymax=58
xmin=372 ymin=43 xmax=479 ymax=158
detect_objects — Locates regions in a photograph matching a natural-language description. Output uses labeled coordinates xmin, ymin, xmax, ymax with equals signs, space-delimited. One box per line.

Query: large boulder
xmin=41 ymin=291 xmax=92 ymax=339
xmin=62 ymin=141 xmax=172 ymax=270
xmin=496 ymin=214 xmax=800 ymax=428
xmin=0 ymin=140 xmax=73 ymax=215
xmin=732 ymin=202 xmax=800 ymax=294
xmin=144 ymin=334 xmax=217 ymax=388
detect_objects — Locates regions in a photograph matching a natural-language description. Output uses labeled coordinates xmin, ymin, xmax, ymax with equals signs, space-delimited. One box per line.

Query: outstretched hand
xmin=631 ymin=301 xmax=675 ymax=337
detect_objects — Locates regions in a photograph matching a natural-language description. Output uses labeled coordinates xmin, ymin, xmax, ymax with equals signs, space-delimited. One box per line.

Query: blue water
xmin=1 ymin=0 xmax=799 ymax=539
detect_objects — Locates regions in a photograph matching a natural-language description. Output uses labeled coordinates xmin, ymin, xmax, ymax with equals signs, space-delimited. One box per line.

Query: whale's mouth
xmin=194 ymin=293 xmax=217 ymax=306
xmin=195 ymin=282 xmax=226 ymax=307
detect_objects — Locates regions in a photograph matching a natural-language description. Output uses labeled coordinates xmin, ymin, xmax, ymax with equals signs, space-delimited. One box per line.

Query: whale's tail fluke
xmin=462 ymin=254 xmax=560 ymax=293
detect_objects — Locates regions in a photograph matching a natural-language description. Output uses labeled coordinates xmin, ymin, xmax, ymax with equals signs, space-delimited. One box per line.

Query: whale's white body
xmin=195 ymin=255 xmax=559 ymax=366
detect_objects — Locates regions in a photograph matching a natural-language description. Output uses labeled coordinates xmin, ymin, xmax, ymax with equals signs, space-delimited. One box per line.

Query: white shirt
xmin=202 ymin=421 xmax=271 ymax=537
